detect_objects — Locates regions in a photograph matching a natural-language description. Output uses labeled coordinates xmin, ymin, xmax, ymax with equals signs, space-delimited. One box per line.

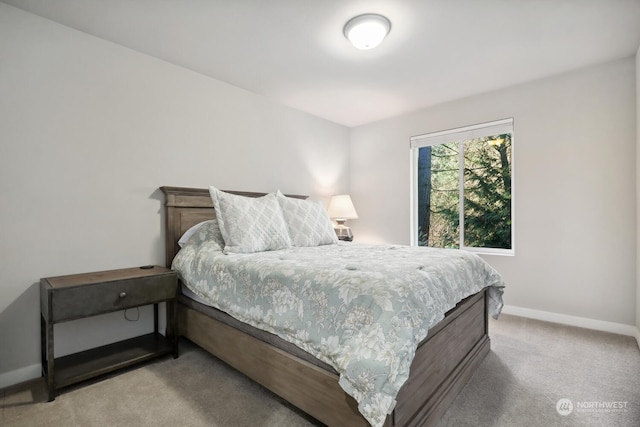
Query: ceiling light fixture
xmin=343 ymin=14 xmax=391 ymax=50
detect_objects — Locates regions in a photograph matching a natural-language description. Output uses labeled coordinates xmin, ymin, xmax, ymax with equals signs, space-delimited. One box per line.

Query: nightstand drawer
xmin=49 ymin=274 xmax=176 ymax=322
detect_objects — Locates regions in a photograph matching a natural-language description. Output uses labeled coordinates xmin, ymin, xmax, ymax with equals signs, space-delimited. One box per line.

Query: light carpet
xmin=1 ymin=314 xmax=639 ymax=426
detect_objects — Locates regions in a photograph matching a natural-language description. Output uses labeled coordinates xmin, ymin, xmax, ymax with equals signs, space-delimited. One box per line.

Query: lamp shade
xmin=327 ymin=195 xmax=358 ymax=220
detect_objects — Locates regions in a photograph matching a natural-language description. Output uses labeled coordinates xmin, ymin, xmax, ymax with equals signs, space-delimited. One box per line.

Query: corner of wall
xmin=636 ymin=44 xmax=640 ymax=336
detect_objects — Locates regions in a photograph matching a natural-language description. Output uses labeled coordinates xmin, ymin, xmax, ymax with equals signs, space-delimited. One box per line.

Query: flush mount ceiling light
xmin=343 ymin=13 xmax=391 ymax=50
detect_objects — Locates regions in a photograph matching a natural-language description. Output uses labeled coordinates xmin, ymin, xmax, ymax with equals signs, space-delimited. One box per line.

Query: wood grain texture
xmin=161 ymin=186 xmax=490 ymax=426
xmin=180 ymin=308 xmax=370 ymax=427
xmin=40 ymin=267 xmax=179 ymax=401
xmin=46 ymin=275 xmax=176 ymax=322
xmin=44 ymin=266 xmax=172 ymax=288
xmin=54 ymin=333 xmax=174 ymax=388
xmin=397 ymin=294 xmax=489 ymax=427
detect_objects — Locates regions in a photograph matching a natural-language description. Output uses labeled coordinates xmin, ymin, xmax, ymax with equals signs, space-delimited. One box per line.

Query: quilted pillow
xmin=178 ymin=220 xmax=225 ymax=251
xmin=276 ymin=190 xmax=338 ymax=247
xmin=209 ymin=186 xmax=292 ymax=254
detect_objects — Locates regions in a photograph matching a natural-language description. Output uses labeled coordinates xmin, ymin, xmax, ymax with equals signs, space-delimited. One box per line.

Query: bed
xmin=160 ymin=186 xmax=504 ymax=427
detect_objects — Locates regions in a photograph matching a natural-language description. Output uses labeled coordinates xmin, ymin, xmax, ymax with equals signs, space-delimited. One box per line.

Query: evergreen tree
xmin=463 ymin=134 xmax=512 ymax=249
xmin=417 ymin=134 xmax=511 ymax=249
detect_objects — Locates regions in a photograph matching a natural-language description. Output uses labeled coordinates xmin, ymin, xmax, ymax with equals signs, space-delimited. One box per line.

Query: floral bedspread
xmin=172 ymin=241 xmax=505 ymax=427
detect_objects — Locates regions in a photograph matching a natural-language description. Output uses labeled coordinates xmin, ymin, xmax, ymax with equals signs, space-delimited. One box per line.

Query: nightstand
xmin=40 ymin=266 xmax=178 ymax=401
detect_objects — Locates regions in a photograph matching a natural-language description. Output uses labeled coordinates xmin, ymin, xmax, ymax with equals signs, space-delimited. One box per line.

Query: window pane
xmin=463 ymin=134 xmax=512 ymax=249
xmin=412 ymin=119 xmax=513 ymax=254
xmin=417 ymin=143 xmax=459 ymax=248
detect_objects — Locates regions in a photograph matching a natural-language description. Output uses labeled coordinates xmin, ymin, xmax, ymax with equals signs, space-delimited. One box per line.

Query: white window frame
xmin=409 ymin=118 xmax=515 ymax=256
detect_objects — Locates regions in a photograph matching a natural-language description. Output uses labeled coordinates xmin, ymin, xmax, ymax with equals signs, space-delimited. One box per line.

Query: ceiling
xmin=4 ymin=0 xmax=640 ymax=127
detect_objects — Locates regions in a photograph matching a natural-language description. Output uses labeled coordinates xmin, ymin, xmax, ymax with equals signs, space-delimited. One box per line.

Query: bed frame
xmin=160 ymin=186 xmax=490 ymax=427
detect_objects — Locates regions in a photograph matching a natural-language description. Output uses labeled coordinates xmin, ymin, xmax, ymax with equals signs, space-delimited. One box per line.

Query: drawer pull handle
xmin=119 ymin=292 xmax=127 ymax=298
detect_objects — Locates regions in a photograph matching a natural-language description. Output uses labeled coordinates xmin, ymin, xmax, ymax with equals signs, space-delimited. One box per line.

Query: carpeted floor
xmin=1 ymin=314 xmax=639 ymax=426
xmin=439 ymin=315 xmax=640 ymax=427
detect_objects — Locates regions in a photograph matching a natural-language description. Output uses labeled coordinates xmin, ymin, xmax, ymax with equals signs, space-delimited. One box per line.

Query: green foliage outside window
xmin=417 ymin=134 xmax=512 ymax=250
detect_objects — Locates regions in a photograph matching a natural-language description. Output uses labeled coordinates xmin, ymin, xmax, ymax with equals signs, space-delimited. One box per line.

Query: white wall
xmin=636 ymin=45 xmax=640 ymax=343
xmin=350 ymin=57 xmax=637 ymax=329
xmin=0 ymin=4 xmax=349 ymax=387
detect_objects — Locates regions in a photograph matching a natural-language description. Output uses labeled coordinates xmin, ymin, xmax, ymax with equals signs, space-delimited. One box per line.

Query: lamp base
xmin=334 ymin=224 xmax=353 ymax=241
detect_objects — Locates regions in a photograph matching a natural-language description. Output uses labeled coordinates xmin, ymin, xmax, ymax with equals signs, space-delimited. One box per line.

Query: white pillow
xmin=276 ymin=190 xmax=338 ymax=247
xmin=178 ymin=222 xmax=203 ymax=247
xmin=209 ymin=186 xmax=292 ymax=254
xmin=178 ymin=220 xmax=224 ymax=250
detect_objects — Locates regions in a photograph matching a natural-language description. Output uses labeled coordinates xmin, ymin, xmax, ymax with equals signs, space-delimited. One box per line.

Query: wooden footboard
xmin=179 ymin=289 xmax=489 ymax=427
xmin=180 ymin=305 xmax=369 ymax=427
xmin=392 ymin=290 xmax=489 ymax=426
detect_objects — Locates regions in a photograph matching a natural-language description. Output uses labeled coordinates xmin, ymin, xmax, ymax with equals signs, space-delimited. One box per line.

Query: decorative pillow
xmin=209 ymin=186 xmax=292 ymax=254
xmin=276 ymin=190 xmax=338 ymax=247
xmin=178 ymin=220 xmax=224 ymax=251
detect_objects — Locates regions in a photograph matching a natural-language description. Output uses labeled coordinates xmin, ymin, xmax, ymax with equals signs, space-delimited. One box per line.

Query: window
xmin=410 ymin=118 xmax=514 ymax=255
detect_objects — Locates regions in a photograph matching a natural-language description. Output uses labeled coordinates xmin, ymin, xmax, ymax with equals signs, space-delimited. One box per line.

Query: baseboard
xmin=0 ymin=363 xmax=41 ymax=390
xmin=502 ymin=305 xmax=638 ymax=341
xmin=636 ymin=327 xmax=640 ymax=351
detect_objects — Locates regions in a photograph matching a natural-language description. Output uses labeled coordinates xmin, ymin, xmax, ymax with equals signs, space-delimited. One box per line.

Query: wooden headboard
xmin=160 ymin=186 xmax=306 ymax=268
